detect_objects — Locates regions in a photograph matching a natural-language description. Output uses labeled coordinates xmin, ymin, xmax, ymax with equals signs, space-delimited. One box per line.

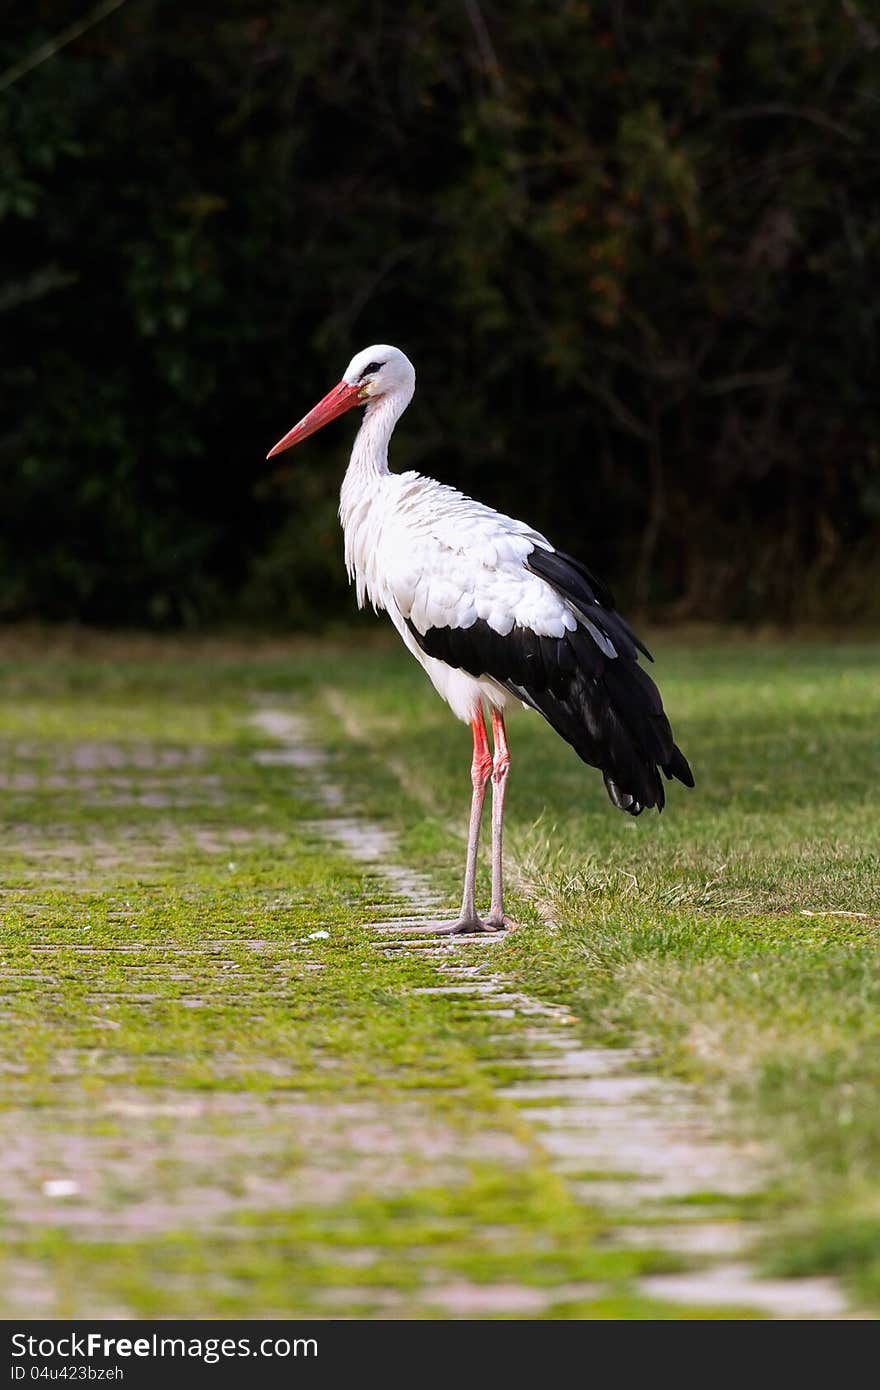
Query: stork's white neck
xmin=339 ymin=383 xmax=414 ymax=610
xmin=346 ymin=387 xmax=411 ymax=481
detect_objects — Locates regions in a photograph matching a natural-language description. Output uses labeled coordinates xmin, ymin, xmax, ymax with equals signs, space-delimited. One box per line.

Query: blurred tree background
xmin=2 ymin=0 xmax=879 ymax=628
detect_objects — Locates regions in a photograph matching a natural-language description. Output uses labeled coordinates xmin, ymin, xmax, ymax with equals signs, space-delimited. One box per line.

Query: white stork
xmin=267 ymin=345 xmax=693 ymax=935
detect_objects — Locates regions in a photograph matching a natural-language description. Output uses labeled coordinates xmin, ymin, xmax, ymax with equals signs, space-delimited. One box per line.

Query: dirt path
xmin=254 ymin=706 xmax=851 ymax=1320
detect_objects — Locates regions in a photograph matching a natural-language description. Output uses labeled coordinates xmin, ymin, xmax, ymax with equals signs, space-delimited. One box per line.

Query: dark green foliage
xmin=2 ymin=1 xmax=879 ymax=625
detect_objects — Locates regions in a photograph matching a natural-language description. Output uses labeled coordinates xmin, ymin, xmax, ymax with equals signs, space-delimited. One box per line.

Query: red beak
xmin=266 ymin=380 xmax=362 ymax=459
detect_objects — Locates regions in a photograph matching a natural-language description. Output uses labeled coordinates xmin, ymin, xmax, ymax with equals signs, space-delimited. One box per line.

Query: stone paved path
xmin=0 ymin=690 xmax=853 ymax=1319
xmin=255 ymin=706 xmax=851 ymax=1320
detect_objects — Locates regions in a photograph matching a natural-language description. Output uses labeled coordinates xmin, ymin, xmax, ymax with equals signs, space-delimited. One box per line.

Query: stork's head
xmin=267 ymin=344 xmax=415 ymax=459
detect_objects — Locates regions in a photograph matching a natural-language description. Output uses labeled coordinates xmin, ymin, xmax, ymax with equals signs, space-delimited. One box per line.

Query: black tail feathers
xmin=530 ymin=655 xmax=693 ymax=816
xmin=522 ymin=547 xmax=693 ymax=814
xmin=663 ymin=744 xmax=695 ymax=789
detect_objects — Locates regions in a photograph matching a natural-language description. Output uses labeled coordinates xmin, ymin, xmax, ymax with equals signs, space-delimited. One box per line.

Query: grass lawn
xmin=0 ymin=627 xmax=878 ymax=1315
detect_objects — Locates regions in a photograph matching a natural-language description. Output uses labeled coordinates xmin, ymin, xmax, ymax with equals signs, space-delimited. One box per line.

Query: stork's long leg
xmin=458 ymin=707 xmax=494 ymax=923
xmin=418 ymin=707 xmax=495 ymax=935
xmin=487 ymin=706 xmax=514 ymax=929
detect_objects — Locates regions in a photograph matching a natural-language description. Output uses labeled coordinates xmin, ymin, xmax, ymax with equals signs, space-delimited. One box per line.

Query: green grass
xmin=1 ymin=627 xmax=877 ymax=1314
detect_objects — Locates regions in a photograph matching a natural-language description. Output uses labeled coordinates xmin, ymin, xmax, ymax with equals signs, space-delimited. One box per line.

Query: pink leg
xmin=488 ymin=707 xmax=514 ymax=929
xmin=416 ymin=706 xmax=496 ymax=935
xmin=459 ymin=708 xmax=493 ymax=923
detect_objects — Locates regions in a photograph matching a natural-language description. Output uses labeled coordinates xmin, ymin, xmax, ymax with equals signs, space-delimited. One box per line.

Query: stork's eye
xmin=360 ymin=361 xmax=384 ymax=378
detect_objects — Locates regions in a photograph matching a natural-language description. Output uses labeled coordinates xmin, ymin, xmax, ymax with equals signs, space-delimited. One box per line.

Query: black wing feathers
xmin=406 ymin=546 xmax=693 ymax=816
xmin=527 ymin=548 xmax=654 ymax=663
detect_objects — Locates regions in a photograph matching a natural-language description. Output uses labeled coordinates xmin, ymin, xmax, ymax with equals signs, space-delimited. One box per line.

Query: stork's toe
xmin=485 ymin=912 xmax=518 ymax=932
xmin=408 ymin=916 xmax=500 ymax=936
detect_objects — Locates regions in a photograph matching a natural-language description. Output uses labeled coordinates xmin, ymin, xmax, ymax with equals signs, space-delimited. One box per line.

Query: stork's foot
xmin=486 ymin=912 xmax=519 ymax=932
xmin=414 ymin=915 xmax=501 ymax=936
